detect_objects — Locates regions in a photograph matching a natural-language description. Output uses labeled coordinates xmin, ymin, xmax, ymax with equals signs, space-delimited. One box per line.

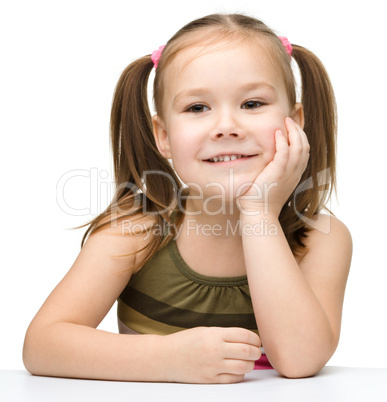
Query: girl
xmin=23 ymin=13 xmax=352 ymax=384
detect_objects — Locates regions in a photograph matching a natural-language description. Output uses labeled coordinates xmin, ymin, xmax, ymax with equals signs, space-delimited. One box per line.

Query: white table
xmin=1 ymin=367 xmax=387 ymax=402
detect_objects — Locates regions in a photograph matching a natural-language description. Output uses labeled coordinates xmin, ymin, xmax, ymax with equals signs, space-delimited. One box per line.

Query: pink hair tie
xmin=278 ymin=36 xmax=292 ymax=58
xmin=151 ymin=44 xmax=166 ymax=69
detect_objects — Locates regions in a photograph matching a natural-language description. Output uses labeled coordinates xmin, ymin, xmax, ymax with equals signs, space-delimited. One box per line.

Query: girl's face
xmin=153 ymin=39 xmax=303 ymax=205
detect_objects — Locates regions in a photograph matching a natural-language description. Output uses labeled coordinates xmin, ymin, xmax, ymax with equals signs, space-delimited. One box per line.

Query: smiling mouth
xmin=205 ymin=154 xmax=257 ymax=163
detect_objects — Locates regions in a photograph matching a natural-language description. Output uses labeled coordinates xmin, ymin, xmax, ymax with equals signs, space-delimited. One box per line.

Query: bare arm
xmin=241 ymin=213 xmax=352 ymax=378
xmin=23 ymin=215 xmax=170 ymax=381
xmin=239 ymin=118 xmax=352 ymax=378
xmin=23 ymin=215 xmax=261 ymax=383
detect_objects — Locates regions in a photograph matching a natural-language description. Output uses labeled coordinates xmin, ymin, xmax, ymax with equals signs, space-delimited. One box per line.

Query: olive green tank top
xmin=117 ymin=239 xmax=258 ymax=335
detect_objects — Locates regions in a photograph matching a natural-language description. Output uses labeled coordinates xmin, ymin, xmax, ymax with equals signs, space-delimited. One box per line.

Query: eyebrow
xmin=173 ymin=82 xmax=277 ymax=105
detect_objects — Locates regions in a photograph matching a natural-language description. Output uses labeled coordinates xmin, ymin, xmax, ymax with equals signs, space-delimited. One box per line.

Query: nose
xmin=210 ymin=109 xmax=246 ymax=140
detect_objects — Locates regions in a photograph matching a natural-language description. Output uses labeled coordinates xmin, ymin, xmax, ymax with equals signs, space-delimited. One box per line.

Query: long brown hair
xmin=73 ymin=13 xmax=337 ymax=267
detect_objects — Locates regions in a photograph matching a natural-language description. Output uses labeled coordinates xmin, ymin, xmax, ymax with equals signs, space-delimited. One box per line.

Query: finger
xmin=221 ymin=359 xmax=256 ymax=375
xmin=224 ymin=342 xmax=262 ymax=361
xmin=290 ymin=118 xmax=310 ymax=155
xmin=270 ymin=129 xmax=290 ymax=173
xmin=286 ymin=118 xmax=303 ymax=153
xmin=286 ymin=117 xmax=309 ymax=171
xmin=215 ymin=373 xmax=245 ymax=384
xmin=291 ymin=119 xmax=310 ymax=172
xmin=287 ymin=118 xmax=310 ymax=152
xmin=220 ymin=328 xmax=261 ymax=347
xmin=298 ymin=123 xmax=310 ymax=152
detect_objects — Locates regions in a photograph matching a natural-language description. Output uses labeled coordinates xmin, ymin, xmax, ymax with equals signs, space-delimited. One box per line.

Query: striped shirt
xmin=117 ymin=239 xmax=258 ymax=335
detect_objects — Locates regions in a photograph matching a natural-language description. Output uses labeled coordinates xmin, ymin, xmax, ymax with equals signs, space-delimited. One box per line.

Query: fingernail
xmin=286 ymin=117 xmax=293 ymax=124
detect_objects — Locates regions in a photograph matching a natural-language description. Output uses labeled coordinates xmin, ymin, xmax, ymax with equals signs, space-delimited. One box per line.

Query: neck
xmin=177 ymin=194 xmax=241 ymax=241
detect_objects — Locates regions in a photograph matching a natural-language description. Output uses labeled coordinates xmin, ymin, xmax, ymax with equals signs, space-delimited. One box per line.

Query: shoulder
xmin=83 ymin=212 xmax=158 ymax=274
xmin=298 ymin=213 xmax=352 ymax=275
xmin=24 ymin=213 xmax=160 ymax=332
xmin=303 ymin=213 xmax=352 ymax=251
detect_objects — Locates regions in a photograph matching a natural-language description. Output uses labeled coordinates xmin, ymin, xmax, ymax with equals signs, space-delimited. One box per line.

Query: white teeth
xmin=209 ymin=154 xmax=246 ymax=163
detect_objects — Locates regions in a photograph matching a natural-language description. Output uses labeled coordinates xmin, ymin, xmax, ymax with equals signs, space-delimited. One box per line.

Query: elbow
xmin=23 ymin=324 xmax=46 ymax=376
xmin=23 ymin=328 xmax=37 ymax=375
xmin=270 ymin=332 xmax=338 ymax=379
xmin=23 ymin=350 xmax=38 ymax=376
xmin=269 ymin=345 xmax=335 ymax=379
xmin=275 ymin=361 xmax=325 ymax=379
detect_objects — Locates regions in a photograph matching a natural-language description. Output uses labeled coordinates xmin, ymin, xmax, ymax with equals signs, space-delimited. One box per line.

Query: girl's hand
xmin=238 ymin=117 xmax=310 ymax=218
xmin=163 ymin=327 xmax=261 ymax=384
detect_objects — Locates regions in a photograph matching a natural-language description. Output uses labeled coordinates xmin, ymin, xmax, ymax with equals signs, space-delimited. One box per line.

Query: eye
xmin=242 ymin=100 xmax=263 ymax=110
xmin=185 ymin=104 xmax=210 ymax=113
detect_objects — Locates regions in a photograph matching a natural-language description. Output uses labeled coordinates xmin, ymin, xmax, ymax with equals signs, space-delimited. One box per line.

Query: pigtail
xmin=74 ymin=55 xmax=183 ymax=264
xmin=111 ymin=55 xmax=156 ymax=192
xmin=110 ymin=55 xmax=181 ymax=214
xmin=280 ymin=44 xmax=337 ymax=253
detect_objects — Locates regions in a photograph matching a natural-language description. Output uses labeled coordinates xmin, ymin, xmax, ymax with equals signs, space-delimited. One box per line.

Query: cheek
xmin=167 ymin=126 xmax=198 ymax=164
xmin=249 ymin=112 xmax=288 ymax=162
xmin=252 ymin=118 xmax=283 ymax=150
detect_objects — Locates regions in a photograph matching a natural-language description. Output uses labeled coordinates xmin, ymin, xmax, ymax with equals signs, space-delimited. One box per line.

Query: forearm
xmin=241 ymin=214 xmax=335 ymax=377
xmin=23 ymin=322 xmax=169 ymax=382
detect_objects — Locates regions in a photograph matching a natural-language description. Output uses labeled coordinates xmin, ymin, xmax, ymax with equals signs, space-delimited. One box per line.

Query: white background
xmin=1 ymin=0 xmax=386 ymax=370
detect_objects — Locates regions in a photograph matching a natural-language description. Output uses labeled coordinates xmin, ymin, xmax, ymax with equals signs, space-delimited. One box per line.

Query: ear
xmin=152 ymin=115 xmax=172 ymax=159
xmin=291 ymin=103 xmax=305 ymax=129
